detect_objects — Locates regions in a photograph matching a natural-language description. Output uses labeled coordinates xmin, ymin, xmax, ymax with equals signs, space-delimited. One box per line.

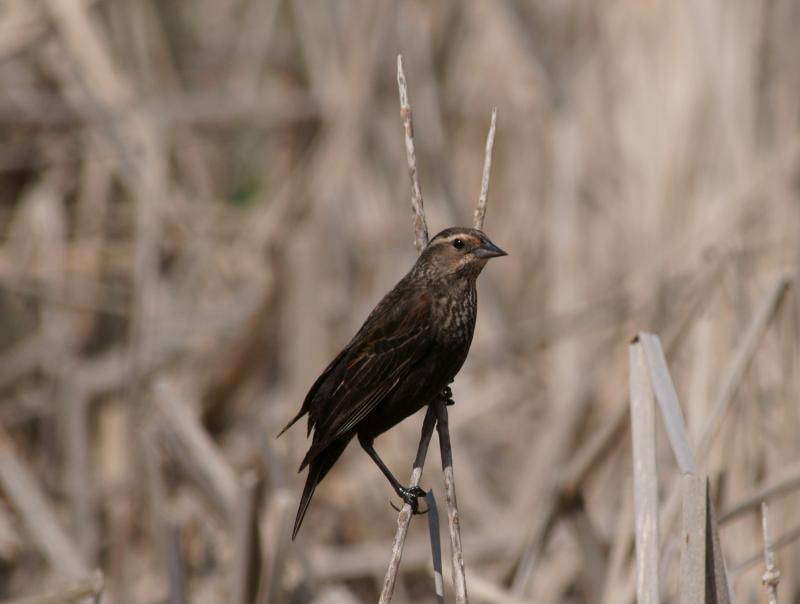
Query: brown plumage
xmin=279 ymin=227 xmax=506 ymax=539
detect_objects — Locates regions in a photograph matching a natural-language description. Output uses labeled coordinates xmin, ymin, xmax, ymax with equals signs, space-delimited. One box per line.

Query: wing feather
xmin=303 ymin=288 xmax=433 ymax=462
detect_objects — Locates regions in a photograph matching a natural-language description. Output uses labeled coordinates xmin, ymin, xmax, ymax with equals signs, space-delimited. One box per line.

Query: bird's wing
xmin=307 ymin=288 xmax=434 ymax=452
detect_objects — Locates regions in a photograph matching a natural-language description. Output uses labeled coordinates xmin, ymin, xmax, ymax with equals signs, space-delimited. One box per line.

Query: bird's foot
xmin=439 ymin=386 xmax=455 ymax=406
xmin=390 ymin=485 xmax=428 ymax=514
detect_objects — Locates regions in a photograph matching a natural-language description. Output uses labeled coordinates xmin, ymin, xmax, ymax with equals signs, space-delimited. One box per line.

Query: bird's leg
xmin=358 ymin=434 xmax=427 ymax=514
xmin=439 ymin=384 xmax=455 ymax=406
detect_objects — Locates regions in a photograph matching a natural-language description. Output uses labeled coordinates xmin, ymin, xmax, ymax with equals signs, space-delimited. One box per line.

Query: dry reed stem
xmin=695 ymin=274 xmax=794 ymax=460
xmin=533 ymin=262 xmax=727 ymax=600
xmin=154 ymin=380 xmax=238 ymax=518
xmin=425 ymin=490 xmax=445 ymax=604
xmin=380 ymin=55 xmax=497 ymax=604
xmin=473 ymin=108 xmax=497 ymax=231
xmin=638 ymin=334 xmax=734 ymax=601
xmin=626 ymin=333 xmax=735 ymax=604
xmin=678 ymin=475 xmax=731 ymax=603
xmin=680 ymin=474 xmax=708 ymax=603
xmin=638 ymin=333 xmax=697 ymax=474
xmin=628 ymin=340 xmax=660 ymax=604
xmin=231 ymin=471 xmax=262 ymax=604
xmin=629 ymin=343 xmax=734 ymax=603
xmin=0 ymin=447 xmax=91 ymax=578
xmin=706 ymin=498 xmax=731 ymax=604
xmin=435 ymin=401 xmax=468 ymax=604
xmin=612 ymin=274 xmax=787 ymax=604
xmin=382 ymin=52 xmax=494 ymax=603
xmin=380 ymin=405 xmax=437 ymax=603
xmin=141 ymin=424 xmax=186 ymax=603
xmin=256 ymin=490 xmax=294 ymax=604
xmin=762 ymin=502 xmax=781 ymax=604
xmin=396 ymin=54 xmax=429 ymax=252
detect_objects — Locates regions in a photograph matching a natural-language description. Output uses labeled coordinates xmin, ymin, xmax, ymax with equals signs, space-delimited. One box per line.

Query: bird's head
xmin=417 ymin=227 xmax=507 ymax=280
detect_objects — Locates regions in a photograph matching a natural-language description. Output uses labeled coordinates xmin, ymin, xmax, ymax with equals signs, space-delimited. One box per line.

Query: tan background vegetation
xmin=0 ymin=0 xmax=798 ymax=602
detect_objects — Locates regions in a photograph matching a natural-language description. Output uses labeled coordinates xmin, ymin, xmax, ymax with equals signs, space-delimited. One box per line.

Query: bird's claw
xmin=390 ymin=486 xmax=428 ymax=514
xmin=439 ymin=386 xmax=455 ymax=406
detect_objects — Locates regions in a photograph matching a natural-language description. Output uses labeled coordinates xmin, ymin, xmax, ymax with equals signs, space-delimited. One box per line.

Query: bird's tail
xmin=277 ymin=407 xmax=306 ymax=438
xmin=292 ymin=439 xmax=348 ymax=540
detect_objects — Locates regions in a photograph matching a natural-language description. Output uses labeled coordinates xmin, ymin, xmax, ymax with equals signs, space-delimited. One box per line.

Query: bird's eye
xmin=453 ymin=238 xmax=465 ymax=250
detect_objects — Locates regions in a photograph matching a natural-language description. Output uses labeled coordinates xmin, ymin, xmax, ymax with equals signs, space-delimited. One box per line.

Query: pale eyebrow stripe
xmin=433 ymin=233 xmax=475 ymax=244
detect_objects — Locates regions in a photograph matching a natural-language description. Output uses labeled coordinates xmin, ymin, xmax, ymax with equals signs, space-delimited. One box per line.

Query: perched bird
xmin=279 ymin=226 xmax=506 ymax=539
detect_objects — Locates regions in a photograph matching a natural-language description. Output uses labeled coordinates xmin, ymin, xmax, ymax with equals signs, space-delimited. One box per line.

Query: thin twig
xmin=696 ymin=274 xmax=793 ymax=460
xmin=435 ymin=401 xmax=468 ymax=604
xmin=719 ymin=461 xmax=800 ymax=523
xmin=380 ymin=406 xmax=437 ymax=603
xmin=731 ymin=525 xmax=800 ymax=576
xmin=761 ymin=502 xmax=780 ymax=604
xmin=473 ymin=108 xmax=497 ymax=231
xmin=396 ymin=54 xmax=428 ymax=252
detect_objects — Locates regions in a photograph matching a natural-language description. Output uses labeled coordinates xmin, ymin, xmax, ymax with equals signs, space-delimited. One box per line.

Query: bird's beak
xmin=472 ymin=238 xmax=508 ymax=259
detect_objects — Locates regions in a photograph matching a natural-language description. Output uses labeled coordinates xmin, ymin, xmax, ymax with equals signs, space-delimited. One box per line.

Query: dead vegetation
xmin=0 ymin=0 xmax=799 ymax=602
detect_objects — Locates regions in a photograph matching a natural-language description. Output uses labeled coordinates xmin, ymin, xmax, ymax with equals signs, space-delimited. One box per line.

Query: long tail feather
xmin=291 ymin=439 xmax=348 ymax=540
xmin=292 ymin=467 xmax=320 ymax=540
xmin=277 ymin=407 xmax=305 ymax=438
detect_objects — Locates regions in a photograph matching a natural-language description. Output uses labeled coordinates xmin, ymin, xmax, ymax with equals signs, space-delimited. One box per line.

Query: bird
xmin=278 ymin=226 xmax=506 ymax=539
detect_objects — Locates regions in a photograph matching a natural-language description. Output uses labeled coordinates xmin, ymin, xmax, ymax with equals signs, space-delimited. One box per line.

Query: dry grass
xmin=0 ymin=1 xmax=799 ymax=602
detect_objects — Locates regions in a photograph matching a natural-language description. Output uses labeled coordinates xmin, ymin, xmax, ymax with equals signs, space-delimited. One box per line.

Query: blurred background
xmin=0 ymin=0 xmax=799 ymax=602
